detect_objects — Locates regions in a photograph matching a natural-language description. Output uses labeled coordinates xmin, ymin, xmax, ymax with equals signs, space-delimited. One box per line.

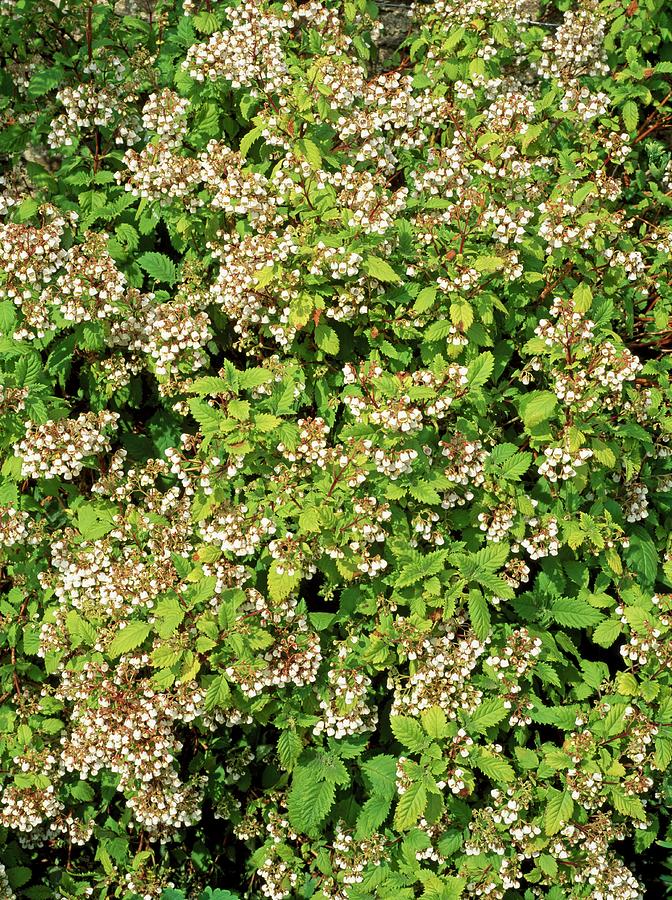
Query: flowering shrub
xmin=2 ymin=0 xmax=672 ymax=896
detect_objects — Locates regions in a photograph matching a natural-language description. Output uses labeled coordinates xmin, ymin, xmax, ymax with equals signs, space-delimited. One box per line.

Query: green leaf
xmin=622 ymin=100 xmax=639 ymax=133
xmin=296 ymin=137 xmax=322 ymax=169
xmin=66 ymin=611 xmax=97 ymax=648
xmin=188 ymin=399 xmax=224 ymax=436
xmin=7 ymin=868 xmax=32 ymax=890
xmin=467 ymin=351 xmax=494 ymax=388
xmin=205 ymin=675 xmax=231 ymax=710
xmin=474 ymin=256 xmax=504 ymax=273
xmin=361 ymin=755 xmax=397 ymax=798
xmin=355 ymin=793 xmax=393 ymax=839
xmin=238 ymin=368 xmax=274 ymax=390
xmin=255 ymin=413 xmax=282 ymax=433
xmin=315 ymin=323 xmax=340 ymax=355
xmin=299 ymin=506 xmax=321 ymax=532
xmin=408 ymin=480 xmax=441 ymax=505
xmin=187 ymin=377 xmax=230 ymax=396
xmin=538 ymin=854 xmax=559 ymax=877
xmin=108 ymin=622 xmax=152 ymax=658
xmin=625 ymin=530 xmax=658 ymax=588
xmin=519 ymin=391 xmax=557 ymax=427
xmin=499 ymin=452 xmax=532 ymax=480
xmin=76 ymin=504 xmax=115 ymax=540
xmin=27 ymin=67 xmax=63 ymax=97
xmin=192 ymin=10 xmax=219 ymax=32
xmin=421 ymin=707 xmax=447 ymax=739
xmin=611 ymin=788 xmax=646 ymax=821
xmin=396 ymin=550 xmax=448 ymax=589
xmin=472 ymin=748 xmax=514 ymax=783
xmin=154 ymin=596 xmax=185 ymax=638
xmin=424 ymin=320 xmax=454 ymax=341
xmin=592 ymin=618 xmax=622 ymax=648
xmin=545 ymin=788 xmax=574 ymax=835
xmin=137 ymin=252 xmax=178 ymax=285
xmin=465 ymin=698 xmax=506 ymax=734
xmin=239 ymin=125 xmax=264 ymax=159
xmin=394 ymin=781 xmax=427 ymax=830
xmin=364 ymin=256 xmax=401 ymax=283
xmin=450 ymin=300 xmax=473 ymax=330
xmin=277 ymin=730 xmax=303 ymax=771
xmin=413 ymin=287 xmax=436 ymax=313
xmin=549 ymin=597 xmax=604 ymax=628
xmin=267 ymin=563 xmax=301 ymax=601
xmin=228 ymin=399 xmax=250 ymax=421
xmin=468 ymin=590 xmax=491 ymax=641
xmin=390 ymin=716 xmax=429 ymax=753
xmin=287 ymin=770 xmax=336 ymax=835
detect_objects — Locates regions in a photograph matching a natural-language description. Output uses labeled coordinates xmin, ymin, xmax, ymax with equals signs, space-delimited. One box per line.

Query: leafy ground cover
xmin=1 ymin=0 xmax=672 ymax=897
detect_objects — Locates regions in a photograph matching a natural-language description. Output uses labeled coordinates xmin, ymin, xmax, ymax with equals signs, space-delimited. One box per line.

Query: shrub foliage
xmin=1 ymin=0 xmax=672 ymax=897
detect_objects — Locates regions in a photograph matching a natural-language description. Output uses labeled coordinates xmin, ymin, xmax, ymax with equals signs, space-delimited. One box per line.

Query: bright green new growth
xmin=1 ymin=0 xmax=672 ymax=897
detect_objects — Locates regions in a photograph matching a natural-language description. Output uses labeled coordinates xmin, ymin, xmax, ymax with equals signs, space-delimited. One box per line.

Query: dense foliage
xmin=1 ymin=0 xmax=672 ymax=896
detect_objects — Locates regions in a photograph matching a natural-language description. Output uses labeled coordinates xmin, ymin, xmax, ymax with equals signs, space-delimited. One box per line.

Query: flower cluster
xmin=15 ymin=411 xmax=118 ymax=480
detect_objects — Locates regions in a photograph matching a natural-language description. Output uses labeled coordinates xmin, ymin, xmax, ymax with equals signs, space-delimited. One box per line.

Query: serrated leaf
xmin=465 ymin=698 xmax=506 ymax=734
xmin=408 ymin=480 xmax=441 ymax=504
xmin=622 ymin=100 xmax=639 ymax=133
xmin=66 ymin=611 xmax=98 ymax=648
xmin=115 ymin=223 xmax=139 ymax=251
xmin=228 ymin=399 xmax=250 ymax=421
xmin=188 ymin=399 xmax=224 ymax=436
xmin=238 ymin=368 xmax=273 ymax=390
xmin=299 ymin=506 xmax=321 ymax=532
xmin=592 ymin=618 xmax=622 ymax=648
xmin=255 ymin=413 xmax=282 ymax=433
xmin=611 ymin=788 xmax=646 ymax=821
xmin=520 ymin=391 xmax=557 ymax=427
xmin=287 ymin=771 xmax=336 ymax=835
xmin=205 ymin=674 xmax=231 ymax=710
xmin=538 ymin=854 xmax=558 ymax=877
xmin=361 ymin=755 xmax=397 ymax=798
xmin=654 ymin=738 xmax=672 ymax=770
xmin=549 ymin=597 xmax=604 ymax=628
xmin=390 ymin=716 xmax=429 ymax=753
xmin=468 ymin=590 xmax=491 ymax=641
xmin=154 ymin=596 xmax=185 ymax=638
xmin=297 ymin=137 xmax=322 ymax=169
xmin=413 ymin=287 xmax=436 ymax=313
xmin=364 ymin=256 xmax=401 ymax=283
xmin=394 ymin=780 xmax=427 ymax=830
xmin=137 ymin=252 xmax=178 ymax=285
xmin=499 ymin=452 xmax=532 ymax=480
xmin=239 ymin=125 xmax=264 ymax=159
xmin=192 ymin=10 xmax=219 ymax=32
xmin=424 ymin=320 xmax=454 ymax=341
xmin=396 ymin=550 xmax=448 ymax=589
xmin=474 ymin=256 xmax=504 ymax=273
xmin=76 ymin=504 xmax=115 ymax=540
xmin=450 ymin=300 xmax=473 ymax=330
xmin=277 ymin=730 xmax=302 ymax=771
xmin=108 ymin=621 xmax=152 ymax=658
xmin=27 ymin=67 xmax=63 ymax=97
xmin=187 ymin=377 xmax=230 ymax=396
xmin=473 ymin=748 xmax=514 ymax=783
xmin=421 ymin=707 xmax=447 ymax=739
xmin=545 ymin=788 xmax=574 ymax=835
xmin=625 ymin=530 xmax=658 ymax=588
xmin=315 ymin=323 xmax=339 ymax=355
xmin=355 ymin=793 xmax=393 ymax=839
xmin=467 ymin=351 xmax=494 ymax=388
xmin=267 ymin=563 xmax=301 ymax=601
